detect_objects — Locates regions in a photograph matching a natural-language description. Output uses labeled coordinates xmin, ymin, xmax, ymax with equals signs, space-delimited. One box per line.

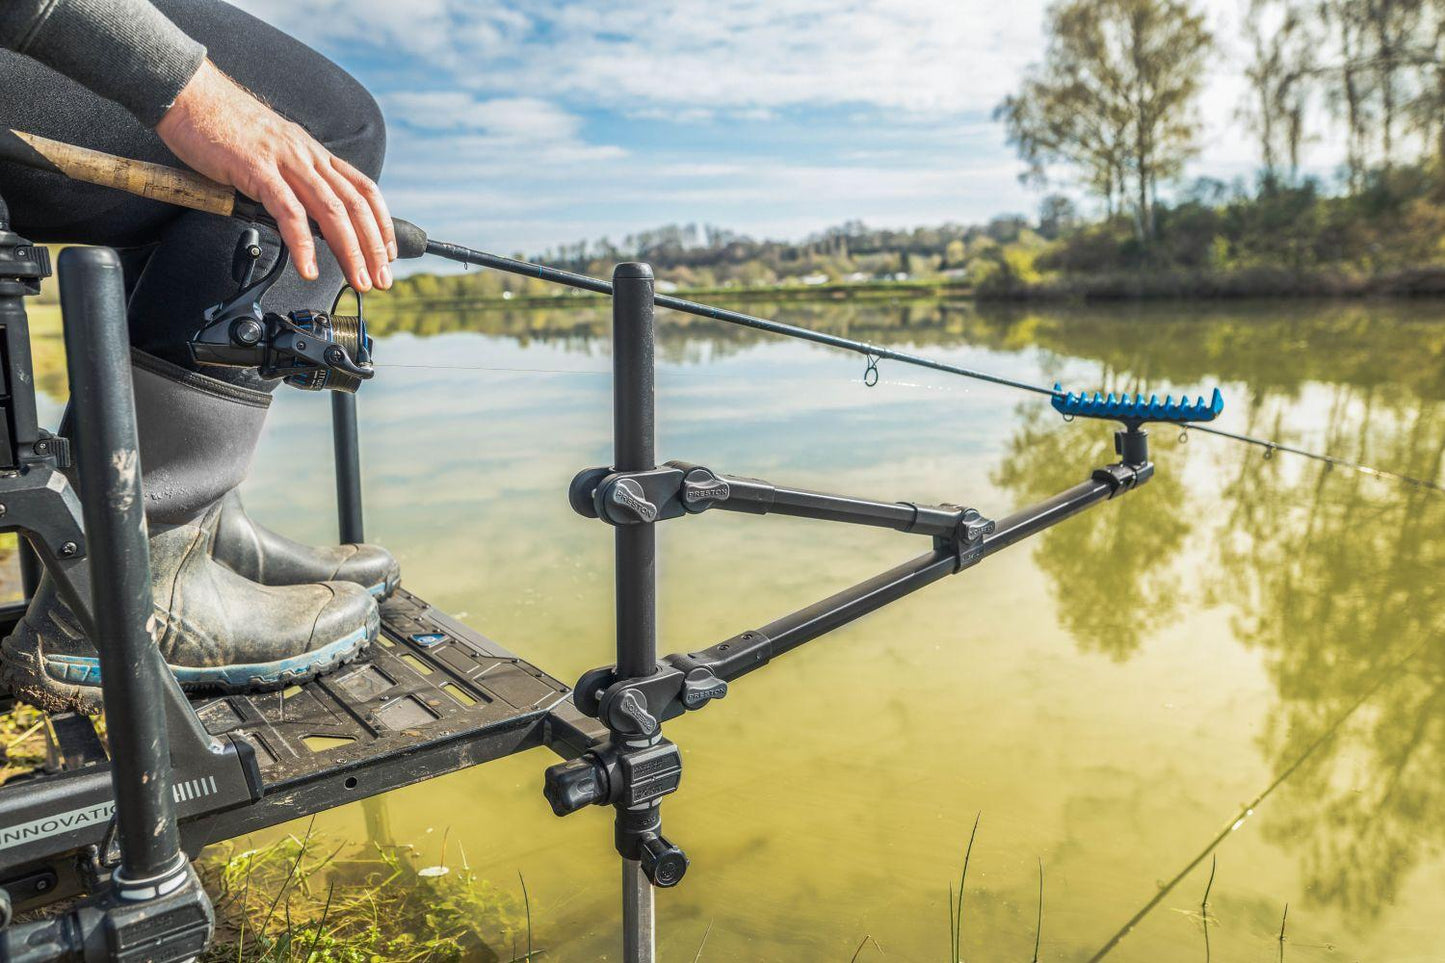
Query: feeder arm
xmin=552 ymin=451 xmax=1149 ymax=748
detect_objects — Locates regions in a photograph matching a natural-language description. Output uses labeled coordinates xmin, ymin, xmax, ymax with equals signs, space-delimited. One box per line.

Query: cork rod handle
xmin=0 ymin=128 xmax=237 ymax=217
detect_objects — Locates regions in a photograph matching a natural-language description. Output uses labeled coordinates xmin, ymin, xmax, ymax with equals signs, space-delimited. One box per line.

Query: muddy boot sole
xmin=0 ymin=606 xmax=379 ymax=715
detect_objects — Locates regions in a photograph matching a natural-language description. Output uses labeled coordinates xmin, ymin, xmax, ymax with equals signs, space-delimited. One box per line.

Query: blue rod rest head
xmin=1051 ymin=383 xmax=1224 ymax=425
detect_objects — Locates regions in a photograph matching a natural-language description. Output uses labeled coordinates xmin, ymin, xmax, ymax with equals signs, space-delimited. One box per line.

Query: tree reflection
xmin=985 ymin=298 xmax=1445 ymax=921
xmin=1212 ymin=386 xmax=1445 ymax=919
xmin=992 ymin=401 xmax=1190 ymax=660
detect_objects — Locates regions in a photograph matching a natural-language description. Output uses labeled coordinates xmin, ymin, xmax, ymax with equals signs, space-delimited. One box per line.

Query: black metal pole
xmin=743 ymin=477 xmax=1115 ymax=663
xmin=331 ymin=391 xmax=365 ymax=543
xmin=613 ymin=263 xmax=657 ymax=680
xmin=704 ymin=474 xmax=965 ymax=537
xmin=685 ymin=472 xmax=1128 ymax=686
xmin=59 ymin=247 xmax=185 ymax=888
xmin=612 ymin=262 xmax=658 ymax=963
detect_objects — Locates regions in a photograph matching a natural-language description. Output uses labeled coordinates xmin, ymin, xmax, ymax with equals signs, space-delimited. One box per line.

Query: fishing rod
xmin=3 ymin=128 xmax=1436 ymax=493
xmin=1182 ymin=422 xmax=1444 ymax=492
xmin=423 ymin=241 xmax=1057 ymax=396
xmin=423 ymin=240 xmax=1445 ymax=494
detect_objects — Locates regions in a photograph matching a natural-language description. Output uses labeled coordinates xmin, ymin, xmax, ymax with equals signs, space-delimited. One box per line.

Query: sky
xmin=231 ymin=0 xmax=1300 ymax=257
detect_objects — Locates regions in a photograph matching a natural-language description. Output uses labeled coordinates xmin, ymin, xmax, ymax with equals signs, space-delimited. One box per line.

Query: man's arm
xmin=0 ymin=0 xmax=395 ymax=291
xmin=0 ymin=0 xmax=204 ymax=127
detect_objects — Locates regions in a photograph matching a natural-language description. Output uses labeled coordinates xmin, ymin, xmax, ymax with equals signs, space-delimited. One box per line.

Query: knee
xmin=318 ymin=72 xmax=387 ymax=181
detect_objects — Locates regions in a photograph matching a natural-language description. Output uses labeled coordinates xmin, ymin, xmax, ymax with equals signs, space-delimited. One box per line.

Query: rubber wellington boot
xmin=211 ymin=491 xmax=401 ymax=599
xmin=0 ymin=352 xmax=378 ymax=713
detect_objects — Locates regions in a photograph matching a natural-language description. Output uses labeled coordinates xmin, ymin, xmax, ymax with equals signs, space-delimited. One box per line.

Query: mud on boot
xmin=0 ymin=503 xmax=379 ymax=713
xmin=0 ymin=351 xmax=379 ymax=713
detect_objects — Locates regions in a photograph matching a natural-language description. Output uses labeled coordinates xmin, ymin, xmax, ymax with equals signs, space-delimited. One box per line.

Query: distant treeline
xmin=383 ymin=0 xmax=1445 ymax=306
xmin=381 ymin=171 xmax=1445 ymax=307
xmin=381 ymin=217 xmax=1044 ymax=305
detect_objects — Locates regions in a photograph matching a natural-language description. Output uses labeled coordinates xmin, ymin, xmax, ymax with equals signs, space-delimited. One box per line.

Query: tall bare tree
xmin=1317 ymin=0 xmax=1375 ymax=189
xmin=1363 ymin=0 xmax=1428 ymax=168
xmin=996 ymin=0 xmax=1212 ymax=242
xmin=1243 ymin=0 xmax=1317 ymax=186
xmin=995 ymin=71 xmax=1132 ymax=215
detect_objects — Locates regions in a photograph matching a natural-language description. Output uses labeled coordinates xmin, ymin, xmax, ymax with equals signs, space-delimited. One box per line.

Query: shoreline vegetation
xmin=377 ymin=257 xmax=1445 ymax=311
xmin=381 ymin=0 xmax=1445 ymax=309
xmin=379 ymin=163 xmax=1445 ymax=308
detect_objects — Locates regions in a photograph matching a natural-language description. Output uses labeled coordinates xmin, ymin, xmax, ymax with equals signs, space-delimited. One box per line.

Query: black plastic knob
xmin=543 ymin=757 xmax=606 ymax=816
xmin=639 ymin=834 xmax=688 ymax=888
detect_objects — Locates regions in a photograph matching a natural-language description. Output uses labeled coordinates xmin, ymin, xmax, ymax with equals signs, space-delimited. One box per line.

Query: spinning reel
xmin=189 ymin=228 xmax=375 ymax=392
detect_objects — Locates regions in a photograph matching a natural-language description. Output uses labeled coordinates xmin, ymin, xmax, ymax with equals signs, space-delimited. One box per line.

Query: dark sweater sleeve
xmin=0 ymin=0 xmax=207 ymax=126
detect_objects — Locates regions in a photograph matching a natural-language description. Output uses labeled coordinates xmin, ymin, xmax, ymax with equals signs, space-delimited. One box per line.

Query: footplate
xmin=0 ymin=589 xmax=581 ymax=912
xmin=180 ymin=588 xmax=572 ymax=846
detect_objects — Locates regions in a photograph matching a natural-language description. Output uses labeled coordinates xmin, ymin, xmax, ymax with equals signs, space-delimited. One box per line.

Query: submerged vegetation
xmin=200 ymin=824 xmax=529 ymax=962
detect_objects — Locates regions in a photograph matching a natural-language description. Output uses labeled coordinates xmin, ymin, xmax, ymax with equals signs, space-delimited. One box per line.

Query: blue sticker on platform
xmin=409 ymin=633 xmax=448 ymax=648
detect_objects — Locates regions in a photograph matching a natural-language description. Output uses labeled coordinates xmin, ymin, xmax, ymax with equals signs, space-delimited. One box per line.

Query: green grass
xmin=0 ymin=703 xmax=48 ymax=782
xmin=200 ymin=823 xmax=529 ymax=962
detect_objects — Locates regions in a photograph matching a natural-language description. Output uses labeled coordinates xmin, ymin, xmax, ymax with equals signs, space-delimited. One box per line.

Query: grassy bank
xmin=974 ymin=263 xmax=1445 ymax=301
xmin=373 ymin=277 xmax=969 ymax=313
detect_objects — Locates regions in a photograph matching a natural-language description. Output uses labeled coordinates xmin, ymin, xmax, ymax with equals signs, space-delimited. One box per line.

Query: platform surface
xmin=180 ymin=587 xmax=578 ymax=845
xmin=0 ymin=589 xmax=590 ymax=911
xmin=195 ymin=588 xmax=569 ymax=781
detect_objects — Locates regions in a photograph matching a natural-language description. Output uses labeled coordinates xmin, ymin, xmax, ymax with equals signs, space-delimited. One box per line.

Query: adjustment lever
xmin=231 ymin=227 xmax=262 ymax=287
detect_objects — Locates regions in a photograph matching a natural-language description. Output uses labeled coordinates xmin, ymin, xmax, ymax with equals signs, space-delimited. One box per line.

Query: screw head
xmin=59 ymin=541 xmax=77 ymax=557
xmin=0 ymin=504 xmax=7 ymax=517
xmin=231 ymin=318 xmax=264 ymax=346
xmin=14 ymin=248 xmax=27 ymax=259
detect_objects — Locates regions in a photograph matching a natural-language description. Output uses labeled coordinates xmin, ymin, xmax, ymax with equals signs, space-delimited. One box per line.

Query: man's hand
xmin=156 ymin=59 xmax=394 ymax=291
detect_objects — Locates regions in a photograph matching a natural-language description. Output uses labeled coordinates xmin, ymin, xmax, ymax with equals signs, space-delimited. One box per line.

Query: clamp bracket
xmin=572 ymin=657 xmax=730 ymax=737
xmin=934 ymin=505 xmax=995 ymax=571
xmin=569 ymin=465 xmax=687 ymax=525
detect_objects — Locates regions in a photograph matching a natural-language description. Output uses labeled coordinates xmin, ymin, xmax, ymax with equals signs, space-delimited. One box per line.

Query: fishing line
xmin=412 ymin=241 xmax=1445 ymax=493
xmin=1181 ymin=422 xmax=1445 ymax=493
xmin=1085 ymin=638 xmax=1430 ymax=962
xmin=380 ymin=363 xmax=611 ymax=376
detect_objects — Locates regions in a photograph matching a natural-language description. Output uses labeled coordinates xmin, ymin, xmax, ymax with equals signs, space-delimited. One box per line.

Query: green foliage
xmin=1029 ymin=164 xmax=1445 ymax=290
xmin=0 ymin=703 xmax=47 ymax=782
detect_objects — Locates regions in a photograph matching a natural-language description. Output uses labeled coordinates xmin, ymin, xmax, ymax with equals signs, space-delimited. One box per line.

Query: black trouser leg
xmin=0 ymin=0 xmax=386 ymax=386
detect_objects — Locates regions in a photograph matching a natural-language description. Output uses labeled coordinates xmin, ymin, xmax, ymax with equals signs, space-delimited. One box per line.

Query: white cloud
xmin=227 ymin=0 xmax=1361 ymax=247
xmin=235 ymin=0 xmax=1051 ymax=114
xmin=383 ymin=93 xmax=583 ymax=141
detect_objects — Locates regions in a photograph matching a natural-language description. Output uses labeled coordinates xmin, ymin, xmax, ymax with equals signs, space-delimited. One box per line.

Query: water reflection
xmin=1212 ymin=392 xmax=1445 ymax=921
xmin=992 ymin=407 xmax=1190 ymax=661
xmin=978 ymin=300 xmax=1445 ymax=930
xmin=33 ymin=291 xmax=1445 ymax=956
xmin=369 ymin=296 xmax=1445 ymax=932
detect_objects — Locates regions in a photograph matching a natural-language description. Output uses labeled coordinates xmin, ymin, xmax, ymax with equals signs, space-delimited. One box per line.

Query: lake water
xmin=31 ymin=296 xmax=1445 ymax=960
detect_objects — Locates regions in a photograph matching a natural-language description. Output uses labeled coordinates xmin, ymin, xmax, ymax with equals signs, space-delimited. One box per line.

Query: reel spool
xmin=189 ymin=229 xmax=375 ymax=393
xmin=279 ymin=306 xmax=372 ymax=392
